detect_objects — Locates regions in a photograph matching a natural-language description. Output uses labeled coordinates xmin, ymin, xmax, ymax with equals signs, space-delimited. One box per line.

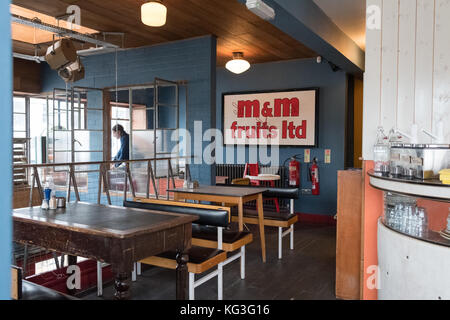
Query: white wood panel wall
xmin=363 ymin=0 xmax=450 ymax=159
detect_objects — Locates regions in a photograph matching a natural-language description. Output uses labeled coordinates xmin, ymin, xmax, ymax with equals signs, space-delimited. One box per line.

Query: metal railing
xmin=14 ymin=156 xmax=192 ymax=208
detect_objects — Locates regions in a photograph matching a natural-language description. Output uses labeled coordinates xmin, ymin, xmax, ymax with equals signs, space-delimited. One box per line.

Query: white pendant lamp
xmin=141 ymin=1 xmax=167 ymax=27
xmin=226 ymin=52 xmax=251 ymax=74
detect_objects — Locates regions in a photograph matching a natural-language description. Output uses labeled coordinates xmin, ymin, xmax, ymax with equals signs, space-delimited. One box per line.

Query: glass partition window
xmin=13 ymin=97 xmax=27 ymax=138
xmin=108 ymin=81 xmax=183 ymax=180
xmin=49 ymin=88 xmax=104 ymax=166
xmin=29 ymin=98 xmax=47 ymax=164
xmin=111 ymin=104 xmax=130 ymax=159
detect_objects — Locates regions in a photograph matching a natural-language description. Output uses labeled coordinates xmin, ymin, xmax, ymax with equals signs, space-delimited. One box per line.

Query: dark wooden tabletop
xmin=13 ymin=202 xmax=198 ymax=239
xmin=167 ymin=185 xmax=268 ymax=197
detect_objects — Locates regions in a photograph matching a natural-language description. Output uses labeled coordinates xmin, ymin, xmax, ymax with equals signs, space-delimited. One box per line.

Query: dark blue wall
xmin=216 ymin=58 xmax=348 ymax=215
xmin=42 ymin=36 xmax=217 ymax=185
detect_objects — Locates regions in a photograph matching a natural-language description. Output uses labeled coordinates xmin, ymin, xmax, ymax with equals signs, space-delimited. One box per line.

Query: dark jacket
xmin=113 ymin=132 xmax=129 ymax=167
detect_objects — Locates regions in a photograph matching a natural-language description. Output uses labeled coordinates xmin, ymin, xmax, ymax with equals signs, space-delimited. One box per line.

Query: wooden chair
xmin=243 ymin=163 xmax=280 ymax=212
xmin=243 ymin=163 xmax=260 ymax=186
xmin=231 ymin=178 xmax=250 ymax=185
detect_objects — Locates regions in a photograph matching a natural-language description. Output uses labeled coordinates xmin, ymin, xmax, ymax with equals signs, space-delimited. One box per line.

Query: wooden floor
xmin=83 ymin=222 xmax=337 ymax=300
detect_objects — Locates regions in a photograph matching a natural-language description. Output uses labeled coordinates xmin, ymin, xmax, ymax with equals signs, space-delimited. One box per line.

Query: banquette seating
xmin=228 ymin=185 xmax=299 ymax=260
xmin=121 ymin=199 xmax=253 ymax=300
xmin=96 ymin=187 xmax=297 ymax=298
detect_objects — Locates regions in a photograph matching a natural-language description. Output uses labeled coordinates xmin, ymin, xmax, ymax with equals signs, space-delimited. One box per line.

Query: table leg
xmin=256 ymin=194 xmax=266 ymax=263
xmin=270 ymin=180 xmax=280 ymax=212
xmin=238 ymin=198 xmax=244 ymax=232
xmin=68 ymin=255 xmax=77 ymax=266
xmin=176 ymin=251 xmax=189 ymax=300
xmin=113 ymin=271 xmax=131 ymax=300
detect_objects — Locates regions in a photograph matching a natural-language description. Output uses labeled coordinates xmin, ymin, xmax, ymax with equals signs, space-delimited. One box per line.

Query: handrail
xmin=13 ymin=156 xmax=193 ymax=169
xmin=21 ymin=156 xmax=192 ymax=207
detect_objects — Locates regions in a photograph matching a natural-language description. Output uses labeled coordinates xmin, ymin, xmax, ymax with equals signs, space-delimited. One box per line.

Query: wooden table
xmin=244 ymin=174 xmax=281 ymax=212
xmin=12 ymin=202 xmax=198 ymax=300
xmin=168 ymin=186 xmax=267 ymax=262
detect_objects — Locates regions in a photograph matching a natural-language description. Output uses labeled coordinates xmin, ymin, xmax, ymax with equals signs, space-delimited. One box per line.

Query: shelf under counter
xmin=377 ymin=219 xmax=450 ymax=300
xmin=381 ymin=218 xmax=450 ymax=248
xmin=368 ymin=170 xmax=450 ymax=202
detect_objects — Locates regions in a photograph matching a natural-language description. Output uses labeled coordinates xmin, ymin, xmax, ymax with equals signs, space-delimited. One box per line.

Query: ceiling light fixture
xmin=226 ymin=52 xmax=251 ymax=74
xmin=246 ymin=0 xmax=275 ymax=20
xmin=141 ymin=1 xmax=167 ymax=27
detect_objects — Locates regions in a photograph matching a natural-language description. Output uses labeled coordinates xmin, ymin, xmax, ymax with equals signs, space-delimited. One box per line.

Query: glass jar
xmin=374 ymin=127 xmax=390 ymax=173
xmin=447 ymin=208 xmax=450 ymax=233
xmin=384 ymin=192 xmax=418 ymax=232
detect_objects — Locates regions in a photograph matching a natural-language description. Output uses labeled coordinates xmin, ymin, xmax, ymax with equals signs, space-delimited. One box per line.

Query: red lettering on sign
xmin=237 ymin=100 xmax=260 ymax=118
xmin=295 ymin=120 xmax=307 ymax=138
xmin=261 ymin=102 xmax=273 ymax=117
xmin=274 ymin=98 xmax=299 ymax=117
xmin=281 ymin=120 xmax=307 ymax=140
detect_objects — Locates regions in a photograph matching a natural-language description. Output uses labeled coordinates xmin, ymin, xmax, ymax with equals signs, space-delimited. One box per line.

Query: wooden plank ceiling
xmin=12 ymin=0 xmax=316 ymax=66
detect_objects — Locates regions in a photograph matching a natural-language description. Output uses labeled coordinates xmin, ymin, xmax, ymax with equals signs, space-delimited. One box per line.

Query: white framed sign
xmin=222 ymin=88 xmax=319 ymax=146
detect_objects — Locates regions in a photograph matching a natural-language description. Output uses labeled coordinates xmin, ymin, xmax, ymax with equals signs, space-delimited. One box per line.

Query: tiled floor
xmin=83 ymin=222 xmax=337 ymax=300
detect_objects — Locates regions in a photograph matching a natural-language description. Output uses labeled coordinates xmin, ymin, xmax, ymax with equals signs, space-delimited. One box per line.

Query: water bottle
xmin=44 ymin=175 xmax=54 ymax=201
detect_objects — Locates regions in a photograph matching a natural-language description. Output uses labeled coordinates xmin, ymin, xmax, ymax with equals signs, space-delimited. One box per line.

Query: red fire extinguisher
xmin=289 ymin=157 xmax=300 ymax=187
xmin=310 ymin=158 xmax=320 ymax=195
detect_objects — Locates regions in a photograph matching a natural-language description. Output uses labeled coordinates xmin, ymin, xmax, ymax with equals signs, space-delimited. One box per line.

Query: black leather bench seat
xmin=125 ymin=199 xmax=233 ymax=299
xmin=124 ymin=200 xmax=229 ymax=227
xmin=22 ymin=280 xmax=77 ymax=300
xmin=192 ymin=224 xmax=253 ymax=252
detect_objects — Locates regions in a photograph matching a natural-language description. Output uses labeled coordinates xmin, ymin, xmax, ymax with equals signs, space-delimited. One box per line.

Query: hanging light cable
xmin=115 ymin=48 xmax=119 ymax=125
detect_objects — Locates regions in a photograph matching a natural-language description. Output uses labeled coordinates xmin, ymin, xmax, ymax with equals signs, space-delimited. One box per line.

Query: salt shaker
xmin=49 ymin=196 xmax=57 ymax=210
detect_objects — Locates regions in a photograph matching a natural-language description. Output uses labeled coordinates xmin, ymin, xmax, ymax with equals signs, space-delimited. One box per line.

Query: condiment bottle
xmin=49 ymin=195 xmax=57 ymax=210
xmin=41 ymin=199 xmax=49 ymax=210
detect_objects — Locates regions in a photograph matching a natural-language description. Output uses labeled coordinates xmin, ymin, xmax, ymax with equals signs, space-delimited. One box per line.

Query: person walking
xmin=112 ymin=124 xmax=129 ymax=168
